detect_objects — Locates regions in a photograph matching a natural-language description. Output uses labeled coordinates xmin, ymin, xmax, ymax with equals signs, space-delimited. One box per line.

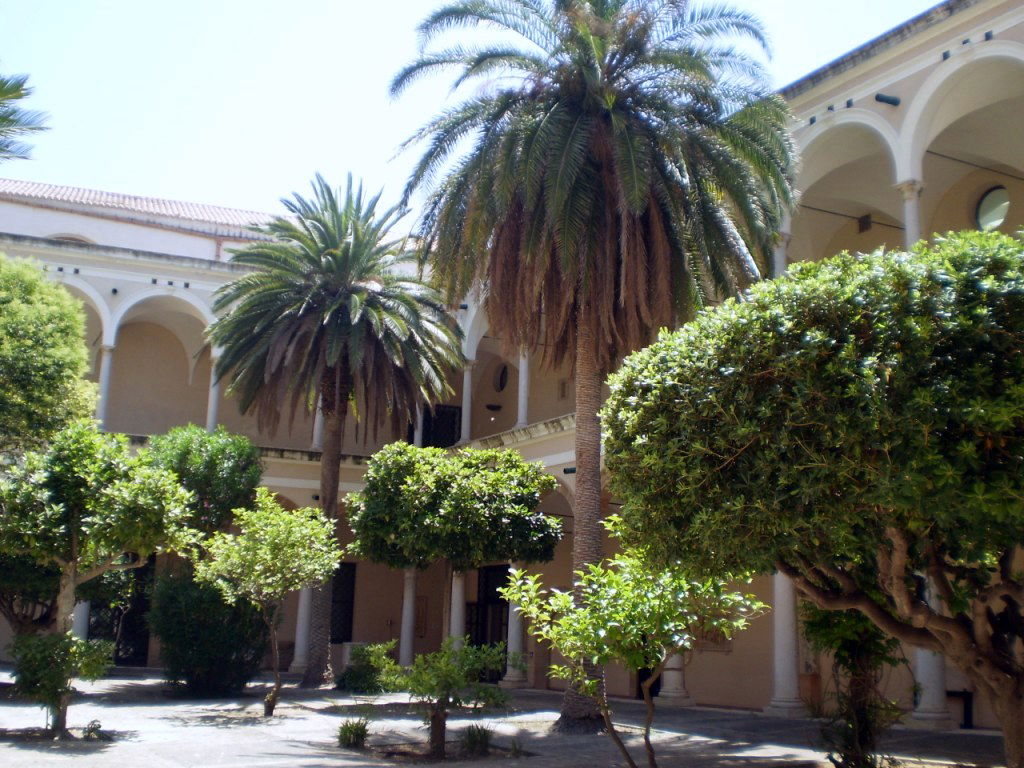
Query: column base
xmin=657 ymin=692 xmax=696 ymax=707
xmin=908 ymin=709 xmax=955 ymax=731
xmin=764 ymin=698 xmax=808 ymax=718
xmin=288 ymin=662 xmax=307 ymax=674
xmin=499 ymin=675 xmax=529 ymax=690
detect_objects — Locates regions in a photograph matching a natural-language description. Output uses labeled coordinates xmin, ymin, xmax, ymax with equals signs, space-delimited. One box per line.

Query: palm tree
xmin=0 ymin=71 xmax=46 ymax=161
xmin=209 ymin=175 xmax=464 ymax=686
xmin=394 ymin=0 xmax=795 ymax=724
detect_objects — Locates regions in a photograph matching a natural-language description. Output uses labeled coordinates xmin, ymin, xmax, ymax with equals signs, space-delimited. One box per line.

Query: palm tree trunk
xmin=557 ymin=309 xmax=605 ymax=727
xmin=300 ymin=372 xmax=349 ymax=688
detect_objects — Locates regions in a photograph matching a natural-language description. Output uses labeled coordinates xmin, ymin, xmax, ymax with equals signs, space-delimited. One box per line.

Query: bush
xmin=460 ymin=724 xmax=492 ymax=757
xmin=10 ymin=632 xmax=112 ymax=732
xmin=335 ymin=641 xmax=401 ymax=694
xmin=149 ymin=572 xmax=267 ymax=696
xmin=337 ymin=718 xmax=370 ymax=749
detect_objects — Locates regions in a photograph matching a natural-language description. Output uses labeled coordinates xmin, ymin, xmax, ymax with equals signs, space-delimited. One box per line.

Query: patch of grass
xmin=460 ymin=724 xmax=492 ymax=757
xmin=337 ymin=717 xmax=369 ymax=749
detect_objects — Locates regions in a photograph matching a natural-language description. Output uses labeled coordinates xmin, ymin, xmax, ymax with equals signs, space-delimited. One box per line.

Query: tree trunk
xmin=264 ymin=608 xmax=281 ymax=717
xmin=640 ymin=672 xmax=661 ymax=768
xmin=50 ymin=693 xmax=69 ymax=738
xmin=599 ymin=697 xmax=638 ymax=768
xmin=558 ymin=310 xmax=605 ymax=727
xmin=301 ymin=372 xmax=349 ymax=688
xmin=991 ymin=683 xmax=1024 ymax=768
xmin=50 ymin=566 xmax=77 ymax=737
xmin=428 ymin=703 xmax=447 ymax=759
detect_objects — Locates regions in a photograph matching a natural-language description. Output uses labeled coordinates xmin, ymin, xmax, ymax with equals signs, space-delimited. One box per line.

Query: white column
xmin=459 ymin=361 xmax=475 ymax=444
xmin=311 ymin=398 xmax=324 ymax=451
xmin=413 ymin=407 xmax=424 ymax=447
xmin=515 ymin=352 xmax=530 ymax=428
xmin=765 ymin=572 xmax=807 ymax=717
xmin=898 ymin=180 xmax=924 ymax=248
xmin=205 ymin=361 xmax=220 ymax=432
xmin=289 ymin=587 xmax=313 ymax=672
xmin=657 ymin=653 xmax=695 ymax=706
xmin=95 ymin=344 xmax=115 ymax=429
xmin=911 ymin=579 xmax=953 ymax=729
xmin=71 ymin=601 xmax=90 ymax=640
xmin=399 ymin=567 xmax=417 ymax=667
xmin=772 ymin=215 xmax=792 ymax=278
xmin=449 ymin=570 xmax=466 ymax=649
xmin=500 ymin=562 xmax=527 ymax=688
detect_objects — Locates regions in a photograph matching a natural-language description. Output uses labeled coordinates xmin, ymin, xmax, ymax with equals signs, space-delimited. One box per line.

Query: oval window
xmin=976 ymin=186 xmax=1009 ymax=232
xmin=493 ymin=363 xmax=509 ymax=393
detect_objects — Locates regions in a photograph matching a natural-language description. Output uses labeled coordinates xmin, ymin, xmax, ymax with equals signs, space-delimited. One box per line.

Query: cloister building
xmin=1 ymin=0 xmax=1021 ymax=732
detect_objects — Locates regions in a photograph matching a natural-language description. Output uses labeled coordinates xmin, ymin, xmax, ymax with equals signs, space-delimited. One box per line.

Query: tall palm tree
xmin=0 ymin=71 xmax=46 ymax=161
xmin=209 ymin=175 xmax=464 ymax=686
xmin=394 ymin=0 xmax=795 ymax=723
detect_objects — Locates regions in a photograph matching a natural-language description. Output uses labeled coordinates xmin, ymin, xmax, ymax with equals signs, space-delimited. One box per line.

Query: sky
xmin=0 ymin=0 xmax=940 ymax=217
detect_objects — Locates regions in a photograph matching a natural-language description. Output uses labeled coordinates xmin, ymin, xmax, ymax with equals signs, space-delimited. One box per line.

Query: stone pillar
xmin=311 ymin=398 xmax=324 ymax=451
xmin=205 ymin=361 xmax=220 ymax=432
xmin=71 ymin=601 xmax=90 ymax=640
xmin=95 ymin=344 xmax=115 ymax=429
xmin=500 ymin=562 xmax=527 ymax=688
xmin=413 ymin=407 xmax=424 ymax=447
xmin=911 ymin=579 xmax=953 ymax=728
xmin=898 ymin=180 xmax=924 ymax=248
xmin=772 ymin=215 xmax=792 ymax=278
xmin=449 ymin=570 xmax=466 ymax=649
xmin=515 ymin=352 xmax=530 ymax=428
xmin=657 ymin=653 xmax=695 ymax=706
xmin=289 ymin=587 xmax=313 ymax=672
xmin=460 ymin=361 xmax=475 ymax=444
xmin=399 ymin=567 xmax=417 ymax=667
xmin=765 ymin=572 xmax=807 ymax=717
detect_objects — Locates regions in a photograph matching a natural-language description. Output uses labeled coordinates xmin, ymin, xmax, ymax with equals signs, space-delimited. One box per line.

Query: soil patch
xmin=343 ymin=739 xmax=532 ymax=763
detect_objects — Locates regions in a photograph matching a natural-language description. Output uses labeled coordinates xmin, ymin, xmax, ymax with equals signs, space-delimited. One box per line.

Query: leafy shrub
xmin=10 ymin=631 xmax=112 ymax=731
xmin=460 ymin=724 xmax=492 ymax=757
xmin=149 ymin=572 xmax=267 ymax=696
xmin=337 ymin=718 xmax=370 ymax=749
xmin=335 ymin=641 xmax=401 ymax=693
xmin=404 ymin=638 xmax=507 ymax=759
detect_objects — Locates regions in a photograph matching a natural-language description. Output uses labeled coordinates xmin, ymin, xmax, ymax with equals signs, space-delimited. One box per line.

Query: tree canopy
xmin=0 ymin=255 xmax=94 ymax=455
xmin=148 ymin=424 xmax=263 ymax=534
xmin=603 ymin=232 xmax=1024 ymax=765
xmin=347 ymin=442 xmax=561 ymax=571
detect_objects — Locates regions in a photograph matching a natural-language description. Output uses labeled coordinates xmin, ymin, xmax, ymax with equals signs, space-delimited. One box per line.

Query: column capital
xmin=896 ymin=179 xmax=924 ymax=201
xmin=100 ymin=343 xmax=115 ymax=353
xmin=464 ymin=359 xmax=477 ymax=370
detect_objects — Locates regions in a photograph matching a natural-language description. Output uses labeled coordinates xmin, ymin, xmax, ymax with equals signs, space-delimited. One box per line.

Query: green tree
xmin=403 ymin=638 xmax=507 ymax=759
xmin=209 ymin=175 xmax=463 ymax=687
xmin=348 ymin=442 xmax=560 ymax=660
xmin=0 ymin=71 xmax=46 ymax=161
xmin=0 ymin=255 xmax=94 ymax=456
xmin=603 ymin=232 xmax=1024 ymax=768
xmin=148 ymin=424 xmax=263 ymax=534
xmin=502 ymin=537 xmax=763 ymax=768
xmin=394 ymin=0 xmax=794 ymax=722
xmin=193 ymin=487 xmax=341 ymax=716
xmin=0 ymin=421 xmax=191 ymax=733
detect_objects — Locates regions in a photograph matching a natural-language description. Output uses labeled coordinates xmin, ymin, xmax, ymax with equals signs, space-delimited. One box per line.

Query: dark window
xmin=423 ymin=405 xmax=462 ymax=448
xmin=331 ymin=563 xmax=357 ymax=644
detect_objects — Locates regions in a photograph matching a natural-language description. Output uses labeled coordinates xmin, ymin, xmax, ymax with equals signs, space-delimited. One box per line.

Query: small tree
xmin=0 ymin=421 xmax=191 ymax=733
xmin=0 ymin=255 xmax=93 ymax=456
xmin=403 ymin=638 xmax=507 ymax=759
xmin=148 ymin=424 xmax=263 ymax=533
xmin=193 ymin=487 xmax=341 ymax=716
xmin=603 ymin=232 xmax=1024 ymax=768
xmin=502 ymin=536 xmax=763 ymax=768
xmin=802 ymin=606 xmax=904 ymax=768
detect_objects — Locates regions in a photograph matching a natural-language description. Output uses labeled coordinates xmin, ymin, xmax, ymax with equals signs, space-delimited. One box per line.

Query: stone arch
xmin=461 ymin=300 xmax=489 ymax=360
xmin=898 ymin=40 xmax=1024 ymax=182
xmin=111 ymin=287 xmax=215 ymax=332
xmin=56 ymin=274 xmax=115 ymax=347
xmin=797 ymin=109 xmax=900 ymax=191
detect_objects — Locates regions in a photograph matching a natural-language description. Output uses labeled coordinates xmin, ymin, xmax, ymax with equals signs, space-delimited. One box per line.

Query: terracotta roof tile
xmin=0 ymin=178 xmax=276 ymax=230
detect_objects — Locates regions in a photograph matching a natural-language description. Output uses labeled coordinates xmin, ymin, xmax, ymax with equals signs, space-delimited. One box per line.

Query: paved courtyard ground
xmin=0 ymin=671 xmax=1006 ymax=767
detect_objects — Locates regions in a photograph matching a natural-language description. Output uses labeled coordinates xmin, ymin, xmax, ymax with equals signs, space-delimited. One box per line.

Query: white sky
xmin=0 ymin=0 xmax=939 ymax=217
